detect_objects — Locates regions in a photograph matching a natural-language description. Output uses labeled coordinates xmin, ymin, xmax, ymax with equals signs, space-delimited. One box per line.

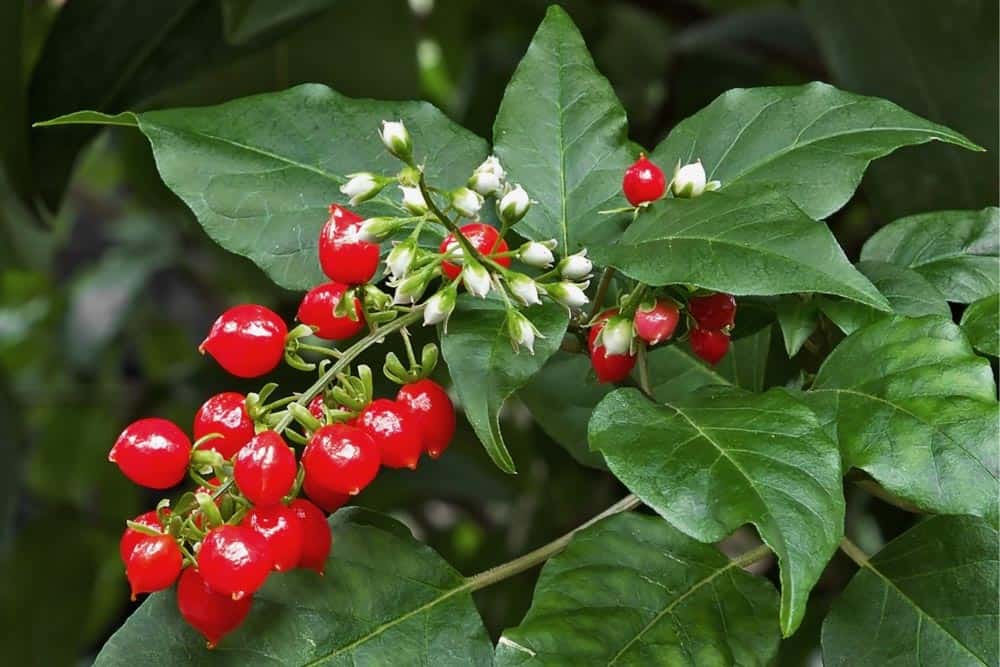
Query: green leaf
xmin=495 ymin=513 xmax=780 ymax=666
xmin=819 ymin=260 xmax=950 ymax=335
xmin=776 ymin=297 xmax=819 ymax=357
xmin=961 ymin=294 xmax=999 ymax=357
xmin=493 ymin=6 xmax=632 ymax=254
xmin=589 ymin=386 xmax=845 ymax=635
xmin=822 ymin=515 xmax=999 ymax=667
xmin=589 ymin=190 xmax=890 ymax=311
xmin=649 ymin=82 xmax=981 ymax=220
xmin=442 ymin=296 xmax=569 ymax=473
xmin=221 ymin=0 xmax=338 ymax=44
xmin=860 ymin=207 xmax=1000 ymax=304
xmin=809 ymin=316 xmax=998 ymax=522
xmin=94 ymin=508 xmax=492 ymax=665
xmin=42 ymin=84 xmax=488 ymax=289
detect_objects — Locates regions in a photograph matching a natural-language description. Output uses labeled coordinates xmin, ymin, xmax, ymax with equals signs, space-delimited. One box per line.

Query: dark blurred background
xmin=1 ymin=1 xmax=996 ymax=664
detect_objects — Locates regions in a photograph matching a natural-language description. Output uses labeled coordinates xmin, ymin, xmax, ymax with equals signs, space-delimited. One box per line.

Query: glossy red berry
xmin=289 ymin=499 xmax=332 ymax=574
xmin=308 ymin=394 xmax=327 ymax=421
xmin=302 ymin=423 xmax=380 ymax=496
xmin=634 ymin=299 xmax=681 ymax=346
xmin=622 ymin=154 xmax=666 ymax=206
xmin=193 ymin=392 xmax=255 ymax=460
xmin=318 ymin=204 xmax=380 ymax=285
xmin=109 ymin=418 xmax=191 ymax=489
xmin=439 ymin=223 xmax=511 ymax=280
xmin=177 ymin=567 xmax=253 ymax=648
xmin=200 ymin=304 xmax=288 ymax=378
xmin=198 ymin=525 xmax=273 ymax=600
xmin=688 ymin=293 xmax=737 ymax=330
xmin=690 ymin=327 xmax=730 ymax=365
xmin=396 ymin=379 xmax=456 ymax=459
xmin=297 ymin=282 xmax=366 ymax=340
xmin=120 ymin=510 xmax=168 ymax=564
xmin=125 ymin=534 xmax=183 ymax=599
xmin=588 ymin=309 xmax=637 ymax=384
xmin=302 ymin=474 xmax=351 ymax=513
xmin=233 ymin=431 xmax=297 ymax=507
xmin=357 ymin=399 xmax=423 ymax=469
xmin=241 ymin=505 xmax=304 ymax=572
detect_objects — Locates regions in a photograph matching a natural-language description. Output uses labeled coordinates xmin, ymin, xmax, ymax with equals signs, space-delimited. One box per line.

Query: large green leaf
xmin=822 ymin=515 xmax=999 ymax=667
xmin=493 ymin=6 xmax=632 ymax=254
xmin=495 ymin=513 xmax=780 ymax=666
xmin=803 ymin=0 xmax=999 ymax=220
xmin=649 ymin=82 xmax=980 ymax=220
xmin=775 ymin=296 xmax=819 ymax=357
xmin=961 ymin=294 xmax=999 ymax=357
xmin=94 ymin=508 xmax=492 ymax=665
xmin=589 ymin=190 xmax=890 ymax=311
xmin=589 ymin=386 xmax=845 ymax=635
xmin=42 ymin=84 xmax=488 ymax=289
xmin=442 ymin=296 xmax=569 ymax=474
xmin=809 ymin=316 xmax=998 ymax=522
xmin=860 ymin=207 xmax=1000 ymax=303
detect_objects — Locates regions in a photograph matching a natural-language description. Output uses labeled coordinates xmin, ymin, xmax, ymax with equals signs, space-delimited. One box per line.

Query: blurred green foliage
xmin=1 ymin=0 xmax=995 ymax=664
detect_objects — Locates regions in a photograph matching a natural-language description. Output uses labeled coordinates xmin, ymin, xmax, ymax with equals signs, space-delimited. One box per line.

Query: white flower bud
xmin=672 ymin=160 xmax=708 ymax=198
xmin=357 ymin=217 xmax=399 ymax=242
xmin=443 ymin=240 xmax=464 ymax=264
xmin=559 ymin=249 xmax=592 ymax=280
xmin=340 ymin=172 xmax=385 ymax=205
xmin=379 ymin=120 xmax=413 ymax=163
xmin=499 ymin=184 xmax=530 ymax=224
xmin=399 ymin=186 xmax=428 ymax=215
xmin=547 ymin=281 xmax=590 ymax=309
xmin=451 ymin=187 xmax=484 ymax=218
xmin=423 ymin=284 xmax=457 ymax=328
xmin=392 ymin=270 xmax=431 ymax=305
xmin=468 ymin=156 xmax=505 ymax=196
xmin=599 ymin=316 xmax=634 ymax=356
xmin=462 ymin=261 xmax=492 ymax=298
xmin=506 ymin=310 xmax=541 ymax=355
xmin=386 ymin=241 xmax=416 ymax=281
xmin=518 ymin=240 xmax=556 ymax=268
xmin=507 ymin=273 xmax=542 ymax=306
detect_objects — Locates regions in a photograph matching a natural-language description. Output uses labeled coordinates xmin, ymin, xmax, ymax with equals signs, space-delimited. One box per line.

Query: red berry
xmin=622 ymin=154 xmax=666 ymax=206
xmin=109 ymin=418 xmax=191 ymax=489
xmin=193 ymin=392 xmax=255 ymax=460
xmin=588 ymin=309 xmax=637 ymax=384
xmin=200 ymin=304 xmax=288 ymax=378
xmin=302 ymin=424 xmax=380 ymax=496
xmin=318 ymin=204 xmax=380 ymax=285
xmin=119 ymin=510 xmax=168 ymax=564
xmin=233 ymin=431 xmax=297 ymax=507
xmin=289 ymin=499 xmax=332 ymax=574
xmin=177 ymin=567 xmax=253 ymax=648
xmin=198 ymin=525 xmax=273 ymax=600
xmin=439 ymin=223 xmax=511 ymax=280
xmin=308 ymin=395 xmax=327 ymax=421
xmin=634 ymin=299 xmax=680 ymax=346
xmin=241 ymin=505 xmax=304 ymax=572
xmin=302 ymin=474 xmax=351 ymax=513
xmin=396 ymin=379 xmax=456 ymax=459
xmin=125 ymin=534 xmax=183 ymax=599
xmin=357 ymin=399 xmax=423 ymax=469
xmin=688 ymin=293 xmax=737 ymax=330
xmin=297 ymin=282 xmax=366 ymax=340
xmin=690 ymin=327 xmax=730 ymax=365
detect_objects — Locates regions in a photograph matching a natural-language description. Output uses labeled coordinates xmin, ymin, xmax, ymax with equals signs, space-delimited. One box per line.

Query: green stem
xmin=588 ymin=267 xmax=616 ymax=320
xmin=838 ymin=536 xmax=870 ymax=567
xmin=731 ymin=543 xmax=773 ymax=568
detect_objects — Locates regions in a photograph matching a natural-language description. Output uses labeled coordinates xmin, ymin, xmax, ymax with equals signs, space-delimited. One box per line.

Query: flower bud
xmin=357 ymin=217 xmax=401 ymax=242
xmin=423 ymin=283 xmax=458 ymax=328
xmin=517 ymin=240 xmax=556 ymax=268
xmin=547 ymin=281 xmax=590 ymax=309
xmin=499 ymin=184 xmax=530 ymax=224
xmin=468 ymin=156 xmax=505 ymax=196
xmin=599 ymin=315 xmax=634 ymax=356
xmin=672 ymin=160 xmax=719 ymax=198
xmin=506 ymin=310 xmax=541 ymax=354
xmin=386 ymin=241 xmax=417 ymax=281
xmin=340 ymin=172 xmax=386 ymax=206
xmin=379 ymin=120 xmax=413 ymax=163
xmin=392 ymin=270 xmax=432 ymax=305
xmin=559 ymin=249 xmax=592 ymax=280
xmin=462 ymin=260 xmax=492 ymax=298
xmin=507 ymin=273 xmax=542 ymax=306
xmin=451 ymin=187 xmax=484 ymax=218
xmin=399 ymin=186 xmax=428 ymax=215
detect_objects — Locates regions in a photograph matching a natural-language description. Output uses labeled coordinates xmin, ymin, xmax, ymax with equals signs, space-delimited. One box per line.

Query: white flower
xmin=518 ymin=240 xmax=556 ymax=268
xmin=399 ymin=186 xmax=428 ymax=214
xmin=507 ymin=273 xmax=542 ymax=306
xmin=559 ymin=249 xmax=592 ymax=280
xmin=499 ymin=184 xmax=530 ymax=224
xmin=339 ymin=172 xmax=384 ymax=205
xmin=443 ymin=240 xmax=464 ymax=264
xmin=507 ymin=310 xmax=541 ymax=354
xmin=451 ymin=187 xmax=484 ymax=218
xmin=599 ymin=316 xmax=634 ymax=356
xmin=672 ymin=160 xmax=719 ymax=198
xmin=468 ymin=156 xmax=505 ymax=196
xmin=385 ymin=242 xmax=416 ymax=281
xmin=462 ymin=261 xmax=491 ymax=298
xmin=392 ymin=271 xmax=430 ymax=305
xmin=423 ymin=284 xmax=457 ymax=328
xmin=547 ymin=281 xmax=589 ymax=308
xmin=379 ymin=120 xmax=413 ymax=162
